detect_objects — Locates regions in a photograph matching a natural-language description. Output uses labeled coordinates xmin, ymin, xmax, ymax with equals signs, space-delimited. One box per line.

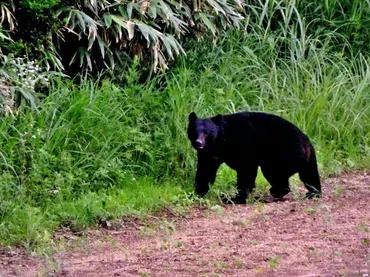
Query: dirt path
xmin=1 ymin=172 xmax=370 ymax=277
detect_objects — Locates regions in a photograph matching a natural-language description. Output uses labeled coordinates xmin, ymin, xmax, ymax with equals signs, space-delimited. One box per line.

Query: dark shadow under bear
xmin=187 ymin=111 xmax=321 ymax=204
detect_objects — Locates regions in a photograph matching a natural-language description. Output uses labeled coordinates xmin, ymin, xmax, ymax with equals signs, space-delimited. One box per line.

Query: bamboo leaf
xmin=150 ymin=5 xmax=157 ymax=18
xmin=0 ymin=32 xmax=12 ymax=41
xmin=76 ymin=12 xmax=86 ymax=32
xmin=79 ymin=48 xmax=85 ymax=67
xmin=118 ymin=5 xmax=128 ymax=20
xmin=110 ymin=15 xmax=127 ymax=29
xmin=198 ymin=12 xmax=216 ymax=35
xmin=164 ymin=34 xmax=184 ymax=55
xmin=85 ymin=52 xmax=92 ymax=70
xmin=103 ymin=14 xmax=112 ymax=28
xmin=88 ymin=37 xmax=94 ymax=50
xmin=127 ymin=20 xmax=135 ymax=40
xmin=97 ymin=35 xmax=106 ymax=58
xmin=127 ymin=2 xmax=133 ymax=19
xmin=160 ymin=36 xmax=173 ymax=58
xmin=205 ymin=0 xmax=226 ymax=15
xmin=136 ymin=22 xmax=151 ymax=43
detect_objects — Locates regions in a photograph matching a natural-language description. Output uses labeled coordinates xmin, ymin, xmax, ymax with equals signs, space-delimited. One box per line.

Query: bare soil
xmin=1 ymin=172 xmax=370 ymax=277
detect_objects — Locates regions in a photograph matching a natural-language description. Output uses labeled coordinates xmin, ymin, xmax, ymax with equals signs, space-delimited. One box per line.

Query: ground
xmin=1 ymin=172 xmax=370 ymax=277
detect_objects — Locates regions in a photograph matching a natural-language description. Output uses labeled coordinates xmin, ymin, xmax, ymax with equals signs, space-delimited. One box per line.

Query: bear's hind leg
xmin=299 ymin=166 xmax=321 ymax=199
xmin=298 ymin=149 xmax=321 ymax=199
xmin=269 ymin=184 xmax=290 ymax=198
xmin=261 ymin=166 xmax=291 ymax=198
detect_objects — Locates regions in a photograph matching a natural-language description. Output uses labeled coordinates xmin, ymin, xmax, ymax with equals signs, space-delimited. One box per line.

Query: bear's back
xmin=221 ymin=111 xmax=310 ymax=158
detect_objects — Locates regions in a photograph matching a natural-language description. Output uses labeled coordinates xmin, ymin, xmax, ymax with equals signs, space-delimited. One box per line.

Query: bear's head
xmin=187 ymin=112 xmax=223 ymax=151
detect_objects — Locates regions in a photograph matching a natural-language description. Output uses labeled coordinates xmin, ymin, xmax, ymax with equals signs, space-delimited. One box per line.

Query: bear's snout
xmin=193 ymin=133 xmax=207 ymax=150
xmin=195 ymin=139 xmax=204 ymax=149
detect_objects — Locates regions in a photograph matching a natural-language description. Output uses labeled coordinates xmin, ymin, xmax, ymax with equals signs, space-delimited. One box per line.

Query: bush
xmin=2 ymin=0 xmax=370 ymax=77
xmin=1 ymin=0 xmax=244 ymax=74
xmin=0 ymin=54 xmax=62 ymax=115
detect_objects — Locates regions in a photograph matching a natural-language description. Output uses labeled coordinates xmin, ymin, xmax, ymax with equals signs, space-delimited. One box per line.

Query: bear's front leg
xmin=194 ymin=153 xmax=221 ymax=197
xmin=229 ymin=166 xmax=258 ymax=204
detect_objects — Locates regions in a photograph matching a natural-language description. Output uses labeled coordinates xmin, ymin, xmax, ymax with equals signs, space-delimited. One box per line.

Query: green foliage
xmin=0 ymin=1 xmax=15 ymax=42
xmin=3 ymin=0 xmax=369 ymax=76
xmin=0 ymin=1 xmax=15 ymax=30
xmin=0 ymin=54 xmax=63 ymax=115
xmin=181 ymin=29 xmax=370 ymax=171
xmin=22 ymin=0 xmax=60 ymax=11
xmin=297 ymin=0 xmax=370 ymax=53
xmin=0 ymin=66 xmax=197 ymax=245
xmin=1 ymin=0 xmax=369 ymax=78
xmin=1 ymin=0 xmax=244 ymax=74
xmin=1 ymin=27 xmax=370 ymax=246
xmin=245 ymin=0 xmax=370 ymax=55
xmin=1 ymin=0 xmax=63 ymax=71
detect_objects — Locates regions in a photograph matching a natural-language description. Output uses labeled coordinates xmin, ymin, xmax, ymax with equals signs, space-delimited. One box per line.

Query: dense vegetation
xmin=0 ymin=0 xmax=243 ymax=74
xmin=0 ymin=0 xmax=369 ymax=249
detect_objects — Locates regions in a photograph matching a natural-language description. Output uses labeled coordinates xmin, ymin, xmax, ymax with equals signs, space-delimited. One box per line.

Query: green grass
xmin=0 ymin=75 xmax=196 ymax=247
xmin=0 ymin=3 xmax=370 ymax=248
xmin=0 ymin=177 xmax=184 ymax=249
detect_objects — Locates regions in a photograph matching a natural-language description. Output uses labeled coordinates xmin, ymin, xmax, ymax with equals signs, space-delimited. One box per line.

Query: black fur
xmin=187 ymin=111 xmax=321 ymax=204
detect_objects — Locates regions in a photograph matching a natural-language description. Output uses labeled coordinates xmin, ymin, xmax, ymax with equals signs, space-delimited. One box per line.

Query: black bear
xmin=187 ymin=111 xmax=321 ymax=204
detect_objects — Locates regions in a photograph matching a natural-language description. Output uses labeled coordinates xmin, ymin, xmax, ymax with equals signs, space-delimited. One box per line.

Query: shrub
xmin=1 ymin=0 xmax=244 ymax=74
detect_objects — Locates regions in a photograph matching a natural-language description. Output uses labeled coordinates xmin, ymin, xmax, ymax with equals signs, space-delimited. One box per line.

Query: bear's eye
xmin=204 ymin=133 xmax=209 ymax=138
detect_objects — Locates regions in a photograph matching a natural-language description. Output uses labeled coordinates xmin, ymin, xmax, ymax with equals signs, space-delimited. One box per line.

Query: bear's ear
xmin=189 ymin=112 xmax=197 ymax=122
xmin=212 ymin=114 xmax=223 ymax=125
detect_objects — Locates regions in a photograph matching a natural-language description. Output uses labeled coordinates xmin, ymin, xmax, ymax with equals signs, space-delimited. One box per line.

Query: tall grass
xmin=0 ymin=1 xmax=369 ymax=248
xmin=0 ymin=73 xmax=193 ymax=248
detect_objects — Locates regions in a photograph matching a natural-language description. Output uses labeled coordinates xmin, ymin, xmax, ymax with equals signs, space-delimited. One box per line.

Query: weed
xmin=234 ymin=257 xmax=244 ymax=269
xmin=173 ymin=240 xmax=183 ymax=248
xmin=160 ymin=238 xmax=169 ymax=250
xmin=363 ymin=238 xmax=369 ymax=246
xmin=158 ymin=219 xmax=176 ymax=235
xmin=139 ymin=225 xmax=157 ymax=238
xmin=305 ymin=207 xmax=317 ymax=216
xmin=256 ymin=266 xmax=264 ymax=274
xmin=267 ymin=255 xmax=281 ymax=269
xmin=200 ymin=260 xmax=208 ymax=266
xmin=215 ymin=261 xmax=230 ymax=269
xmin=333 ymin=184 xmax=345 ymax=198
xmin=210 ymin=205 xmax=225 ymax=215
xmin=36 ymin=256 xmax=62 ymax=277
xmin=231 ymin=219 xmax=250 ymax=227
xmin=356 ymin=223 xmax=370 ymax=233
